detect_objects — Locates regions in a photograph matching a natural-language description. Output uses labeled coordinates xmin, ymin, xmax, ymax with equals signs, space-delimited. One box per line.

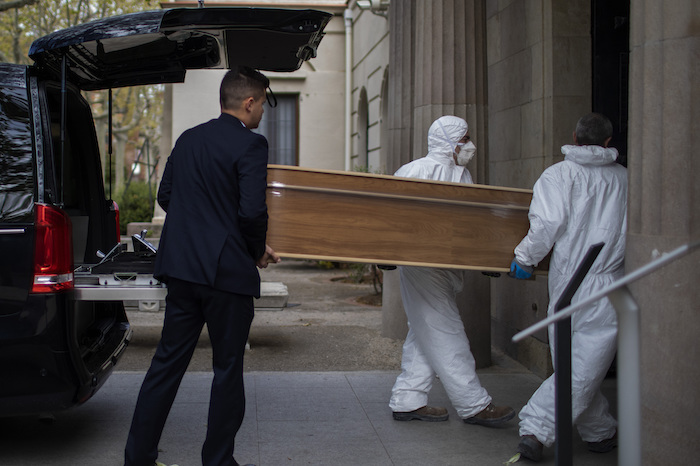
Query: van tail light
xmin=32 ymin=204 xmax=74 ymax=293
xmin=111 ymin=200 xmax=121 ymax=243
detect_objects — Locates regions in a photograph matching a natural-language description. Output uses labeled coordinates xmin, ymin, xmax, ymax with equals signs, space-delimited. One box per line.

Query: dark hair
xmin=575 ymin=113 xmax=613 ymax=146
xmin=219 ymin=66 xmax=269 ymax=110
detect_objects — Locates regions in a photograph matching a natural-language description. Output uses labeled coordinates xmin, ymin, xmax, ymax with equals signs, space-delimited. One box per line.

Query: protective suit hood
xmin=394 ymin=115 xmax=472 ymax=184
xmin=427 ymin=116 xmax=468 ymax=164
xmin=562 ymin=144 xmax=618 ymax=166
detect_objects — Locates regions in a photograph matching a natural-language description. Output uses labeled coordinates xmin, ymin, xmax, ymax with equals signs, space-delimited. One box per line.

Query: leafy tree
xmin=0 ymin=0 xmax=163 ymax=194
xmin=0 ymin=0 xmax=37 ymax=12
xmin=114 ymin=181 xmax=156 ymax=234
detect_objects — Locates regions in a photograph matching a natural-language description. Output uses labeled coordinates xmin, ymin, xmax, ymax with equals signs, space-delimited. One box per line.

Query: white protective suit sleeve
xmin=513 ymin=168 xmax=569 ymax=267
xmin=389 ymin=116 xmax=491 ymax=418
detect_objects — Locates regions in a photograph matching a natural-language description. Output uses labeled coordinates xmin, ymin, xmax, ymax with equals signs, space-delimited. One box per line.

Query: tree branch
xmin=0 ymin=0 xmax=38 ymax=13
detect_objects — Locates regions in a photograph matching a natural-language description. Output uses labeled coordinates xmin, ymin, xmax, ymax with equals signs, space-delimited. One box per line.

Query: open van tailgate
xmin=74 ymin=271 xmax=166 ymax=301
xmin=73 ymin=247 xmax=165 ymax=301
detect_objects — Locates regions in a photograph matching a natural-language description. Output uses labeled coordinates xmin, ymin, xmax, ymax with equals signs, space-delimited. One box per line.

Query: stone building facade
xmin=366 ymin=1 xmax=698 ymax=463
xmin=158 ymin=1 xmax=698 ymax=461
xmin=154 ymin=0 xmax=348 ymax=221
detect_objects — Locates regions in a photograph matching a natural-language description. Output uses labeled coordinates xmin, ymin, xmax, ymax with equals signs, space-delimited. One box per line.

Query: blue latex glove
xmin=508 ymin=259 xmax=534 ymax=279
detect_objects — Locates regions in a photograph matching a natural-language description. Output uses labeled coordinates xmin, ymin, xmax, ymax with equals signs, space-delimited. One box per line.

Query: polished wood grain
xmin=266 ymin=165 xmax=546 ymax=272
xmin=268 ymin=165 xmax=533 ymax=208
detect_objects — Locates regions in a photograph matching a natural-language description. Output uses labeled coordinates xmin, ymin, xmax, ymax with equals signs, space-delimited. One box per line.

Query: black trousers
xmin=124 ymin=278 xmax=254 ymax=466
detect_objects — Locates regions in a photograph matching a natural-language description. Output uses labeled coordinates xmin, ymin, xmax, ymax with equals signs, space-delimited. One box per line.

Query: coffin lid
xmin=28 ymin=7 xmax=332 ymax=90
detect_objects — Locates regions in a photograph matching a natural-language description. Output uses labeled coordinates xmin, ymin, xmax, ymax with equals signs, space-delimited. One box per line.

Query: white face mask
xmin=456 ymin=141 xmax=476 ymax=166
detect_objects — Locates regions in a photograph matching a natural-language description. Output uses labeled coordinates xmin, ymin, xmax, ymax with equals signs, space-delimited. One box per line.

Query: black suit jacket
xmin=154 ymin=113 xmax=268 ymax=298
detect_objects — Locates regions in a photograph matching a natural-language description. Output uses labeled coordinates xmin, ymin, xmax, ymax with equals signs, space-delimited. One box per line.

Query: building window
xmin=356 ymin=88 xmax=369 ymax=170
xmin=380 ymin=68 xmax=389 ymax=173
xmin=254 ymin=94 xmax=298 ymax=166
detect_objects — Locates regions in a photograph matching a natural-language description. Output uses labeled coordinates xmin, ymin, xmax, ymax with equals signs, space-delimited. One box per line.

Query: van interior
xmin=44 ymin=82 xmax=129 ymax=373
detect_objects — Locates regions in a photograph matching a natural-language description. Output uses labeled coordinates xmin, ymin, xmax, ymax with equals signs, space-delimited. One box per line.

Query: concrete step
xmin=124 ymin=281 xmax=289 ymax=312
xmin=254 ymin=281 xmax=289 ymax=310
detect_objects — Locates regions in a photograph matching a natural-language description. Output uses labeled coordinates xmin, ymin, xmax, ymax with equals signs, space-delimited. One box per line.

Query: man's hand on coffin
xmin=257 ymin=244 xmax=281 ymax=268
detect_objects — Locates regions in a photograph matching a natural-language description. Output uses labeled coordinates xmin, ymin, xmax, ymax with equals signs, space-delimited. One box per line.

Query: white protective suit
xmin=515 ymin=144 xmax=627 ymax=446
xmin=389 ymin=116 xmax=492 ymax=418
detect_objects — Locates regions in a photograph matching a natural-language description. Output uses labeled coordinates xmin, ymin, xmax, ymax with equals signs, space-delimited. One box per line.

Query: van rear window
xmin=0 ymin=87 xmax=33 ymax=222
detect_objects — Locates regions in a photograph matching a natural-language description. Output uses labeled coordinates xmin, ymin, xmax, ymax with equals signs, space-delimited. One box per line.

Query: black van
xmin=0 ymin=7 xmax=330 ymax=417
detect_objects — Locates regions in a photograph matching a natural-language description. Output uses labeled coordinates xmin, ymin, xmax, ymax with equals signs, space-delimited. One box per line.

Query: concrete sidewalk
xmin=0 ymin=260 xmax=619 ymax=465
xmin=0 ymin=369 xmax=618 ymax=465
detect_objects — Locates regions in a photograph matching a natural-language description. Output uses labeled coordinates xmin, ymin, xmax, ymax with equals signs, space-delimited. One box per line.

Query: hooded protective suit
xmin=389 ymin=116 xmax=492 ymax=418
xmin=515 ymin=144 xmax=627 ymax=446
xmin=394 ymin=116 xmax=473 ymax=184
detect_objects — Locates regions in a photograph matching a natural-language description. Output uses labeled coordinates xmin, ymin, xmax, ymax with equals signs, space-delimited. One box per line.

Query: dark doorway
xmin=592 ymin=0 xmax=630 ymax=166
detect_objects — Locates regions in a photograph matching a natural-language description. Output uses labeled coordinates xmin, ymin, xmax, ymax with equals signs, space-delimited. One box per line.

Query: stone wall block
xmin=551 ymin=36 xmax=591 ymax=97
xmin=500 ymin=0 xmax=528 ymax=58
xmin=486 ymin=13 xmax=501 ymax=66
xmin=489 ymin=107 xmax=521 ymax=163
xmin=521 ymin=99 xmax=545 ymax=161
xmin=488 ymin=49 xmax=533 ymax=113
xmin=524 ymin=0 xmax=544 ymax=48
xmin=530 ymin=43 xmax=544 ymax=102
xmin=627 ymin=1 xmax=699 ymax=463
xmin=489 ymin=158 xmax=544 ymax=190
xmin=551 ymin=0 xmax=589 ymax=36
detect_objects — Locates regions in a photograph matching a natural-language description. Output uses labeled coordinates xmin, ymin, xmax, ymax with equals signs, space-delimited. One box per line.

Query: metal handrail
xmin=513 ymin=240 xmax=700 ymax=342
xmin=513 ymin=240 xmax=700 ymax=465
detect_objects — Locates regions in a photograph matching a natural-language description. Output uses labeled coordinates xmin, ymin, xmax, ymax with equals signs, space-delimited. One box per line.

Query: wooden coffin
xmin=266 ymin=165 xmax=541 ymax=272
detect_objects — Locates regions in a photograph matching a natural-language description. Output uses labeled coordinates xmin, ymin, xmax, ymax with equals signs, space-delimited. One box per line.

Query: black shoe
xmin=587 ymin=432 xmax=617 ymax=453
xmin=517 ymin=435 xmax=543 ymax=462
xmin=392 ymin=405 xmax=449 ymax=421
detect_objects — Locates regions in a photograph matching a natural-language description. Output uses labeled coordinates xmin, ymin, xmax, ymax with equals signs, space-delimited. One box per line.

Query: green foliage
xmin=0 ymin=0 xmax=164 ymax=194
xmin=352 ymin=164 xmax=385 ymax=175
xmin=315 ymin=260 xmax=339 ymax=269
xmin=113 ymin=181 xmax=155 ymax=234
xmin=0 ymin=0 xmax=160 ymax=64
xmin=346 ymin=263 xmax=371 ymax=283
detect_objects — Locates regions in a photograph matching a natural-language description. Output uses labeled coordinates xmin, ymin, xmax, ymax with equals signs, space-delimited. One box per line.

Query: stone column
xmin=627 ymin=1 xmax=700 ymax=463
xmin=386 ymin=0 xmax=416 ymax=173
xmin=382 ymin=0 xmax=416 ymax=340
xmin=486 ymin=0 xmax=592 ymax=378
xmin=413 ymin=0 xmax=488 ymax=181
xmin=382 ymin=0 xmax=491 ymax=367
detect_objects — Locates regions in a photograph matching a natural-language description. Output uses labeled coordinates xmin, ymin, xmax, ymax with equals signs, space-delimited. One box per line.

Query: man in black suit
xmin=125 ymin=66 xmax=279 ymax=466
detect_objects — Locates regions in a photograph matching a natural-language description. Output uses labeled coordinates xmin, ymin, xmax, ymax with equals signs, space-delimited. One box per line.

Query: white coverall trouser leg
xmin=389 ymin=266 xmax=491 ymax=419
xmin=519 ymin=274 xmax=618 ymax=447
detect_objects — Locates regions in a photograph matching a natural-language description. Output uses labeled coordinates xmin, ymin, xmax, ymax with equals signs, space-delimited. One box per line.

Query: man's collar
xmin=219 ymin=112 xmax=246 ymax=127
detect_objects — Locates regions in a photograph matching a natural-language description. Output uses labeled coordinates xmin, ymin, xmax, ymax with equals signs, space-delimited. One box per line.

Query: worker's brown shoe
xmin=392 ymin=405 xmax=449 ymax=421
xmin=463 ymin=403 xmax=515 ymax=427
xmin=517 ymin=435 xmax=543 ymax=462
